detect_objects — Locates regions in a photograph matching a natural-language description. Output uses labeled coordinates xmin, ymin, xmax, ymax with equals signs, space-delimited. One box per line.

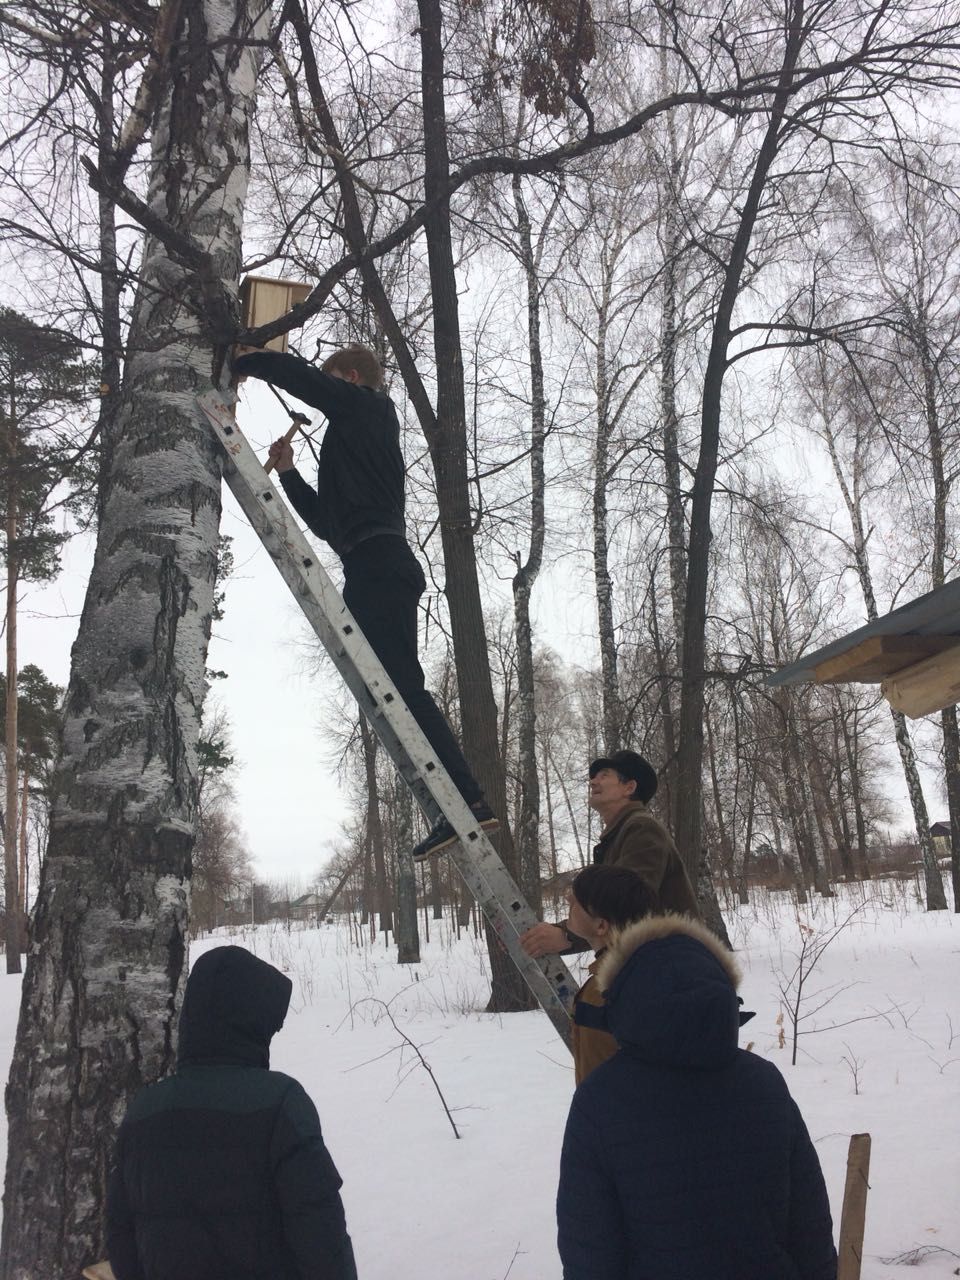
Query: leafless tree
xmin=0 ymin=2 xmax=275 ymax=1272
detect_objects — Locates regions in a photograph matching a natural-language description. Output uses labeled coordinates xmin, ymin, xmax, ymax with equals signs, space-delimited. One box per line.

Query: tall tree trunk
xmin=767 ymin=783 xmax=806 ymax=902
xmin=417 ymin=0 xmax=529 ymax=1011
xmin=17 ymin=768 xmax=28 ymax=922
xmin=649 ymin=575 xmax=678 ymax=824
xmin=359 ymin=716 xmax=392 ymax=933
xmin=592 ymin=286 xmax=623 ymax=754
xmin=95 ymin=24 xmax=126 ymax=502
xmin=0 ymin=4 xmax=270 ymax=1273
xmin=737 ymin=768 xmax=757 ymax=905
xmin=918 ymin=329 xmax=959 ymax=910
xmin=840 ymin=706 xmax=870 ymax=878
xmin=890 ymin=708 xmax=944 ymax=906
xmin=542 ymin=736 xmax=558 ymax=882
xmin=4 ymin=396 xmax=20 ymax=975
xmin=657 ymin=116 xmax=686 ymax=827
xmin=941 ymin=706 xmax=960 ymax=912
xmin=801 ymin=750 xmax=836 ymax=894
xmin=359 ymin=821 xmax=372 ymax=928
xmin=393 ymin=775 xmax=420 ymax=962
xmin=675 ymin=4 xmax=804 ymax=889
xmin=822 ymin=420 xmax=946 ymax=909
xmin=429 ymin=858 xmax=443 ymax=921
xmin=705 ymin=705 xmax=736 ymax=894
xmin=510 ymin=172 xmax=547 ymax=914
xmin=829 ymin=712 xmax=857 ymax=880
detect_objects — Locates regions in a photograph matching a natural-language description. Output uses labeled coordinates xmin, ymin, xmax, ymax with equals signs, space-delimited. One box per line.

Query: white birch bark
xmin=0 ymin=3 xmax=272 ymax=1274
xmin=821 ymin=420 xmax=946 ymax=910
xmin=510 ymin=170 xmax=550 ymax=912
xmin=593 ymin=277 xmax=623 ymax=754
xmin=4 ymin=400 xmax=20 ymax=973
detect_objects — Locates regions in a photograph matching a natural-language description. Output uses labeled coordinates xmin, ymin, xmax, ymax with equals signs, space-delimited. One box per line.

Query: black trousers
xmin=342 ymin=536 xmax=483 ymax=807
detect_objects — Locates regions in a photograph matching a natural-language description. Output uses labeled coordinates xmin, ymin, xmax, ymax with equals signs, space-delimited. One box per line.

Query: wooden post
xmin=837 ymin=1132 xmax=871 ymax=1280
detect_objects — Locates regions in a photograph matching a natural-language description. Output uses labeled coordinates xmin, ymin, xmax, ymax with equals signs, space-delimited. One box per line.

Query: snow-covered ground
xmin=0 ymin=882 xmax=957 ymax=1278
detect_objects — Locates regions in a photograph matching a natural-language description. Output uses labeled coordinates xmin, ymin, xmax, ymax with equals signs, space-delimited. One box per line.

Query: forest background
xmin=0 ymin=0 xmax=959 ymax=1275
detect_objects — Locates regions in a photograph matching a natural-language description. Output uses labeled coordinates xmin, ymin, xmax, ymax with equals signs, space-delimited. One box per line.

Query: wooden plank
xmin=881 ymin=643 xmax=960 ymax=718
xmin=837 ymin=1133 xmax=871 ymax=1280
xmin=813 ymin=634 xmax=959 ymax=685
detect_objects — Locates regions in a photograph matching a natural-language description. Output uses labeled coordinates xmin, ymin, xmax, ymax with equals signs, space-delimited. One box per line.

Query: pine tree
xmin=0 ymin=309 xmax=89 ymax=973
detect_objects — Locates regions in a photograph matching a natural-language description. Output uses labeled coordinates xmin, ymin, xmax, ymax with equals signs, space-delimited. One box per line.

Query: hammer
xmin=264 ymin=412 xmax=311 ymax=474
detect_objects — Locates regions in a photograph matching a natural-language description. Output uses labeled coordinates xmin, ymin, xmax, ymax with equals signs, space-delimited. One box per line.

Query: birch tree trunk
xmin=821 ymin=420 xmax=946 ymax=909
xmin=510 ymin=172 xmax=548 ymax=914
xmin=0 ymin=3 xmax=270 ymax=1273
xmin=916 ymin=327 xmax=959 ymax=910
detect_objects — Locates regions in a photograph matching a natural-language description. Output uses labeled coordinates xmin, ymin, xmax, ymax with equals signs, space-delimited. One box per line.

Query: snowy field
xmin=0 ymin=882 xmax=957 ymax=1279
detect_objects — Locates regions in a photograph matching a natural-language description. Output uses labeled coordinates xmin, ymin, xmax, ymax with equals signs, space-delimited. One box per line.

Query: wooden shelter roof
xmin=767 ymin=578 xmax=960 ymax=718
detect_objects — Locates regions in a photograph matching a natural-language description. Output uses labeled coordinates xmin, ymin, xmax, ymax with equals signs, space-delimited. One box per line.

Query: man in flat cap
xmin=520 ymin=750 xmax=699 ymax=960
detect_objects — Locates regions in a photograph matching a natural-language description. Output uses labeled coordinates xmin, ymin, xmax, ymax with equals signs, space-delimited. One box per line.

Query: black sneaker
xmin=411 ymin=802 xmax=499 ymax=861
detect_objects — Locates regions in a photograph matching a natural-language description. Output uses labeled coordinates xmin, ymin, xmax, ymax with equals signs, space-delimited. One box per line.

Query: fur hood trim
xmin=596 ymin=914 xmax=741 ymax=994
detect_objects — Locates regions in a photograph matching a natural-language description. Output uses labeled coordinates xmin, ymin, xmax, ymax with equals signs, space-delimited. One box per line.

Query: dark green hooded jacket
xmin=106 ymin=946 xmax=357 ymax=1280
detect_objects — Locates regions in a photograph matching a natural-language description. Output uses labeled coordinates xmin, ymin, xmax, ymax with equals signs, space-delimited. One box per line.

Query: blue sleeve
xmin=557 ymin=1092 xmax=628 ymax=1280
xmin=271 ymin=1082 xmax=358 ymax=1280
xmin=786 ymin=1103 xmax=838 ymax=1280
xmin=233 ymin=351 xmax=353 ymax=418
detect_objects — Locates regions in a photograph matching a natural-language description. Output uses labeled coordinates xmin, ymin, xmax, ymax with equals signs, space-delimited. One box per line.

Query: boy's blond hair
xmin=321 ymin=343 xmax=384 ymax=389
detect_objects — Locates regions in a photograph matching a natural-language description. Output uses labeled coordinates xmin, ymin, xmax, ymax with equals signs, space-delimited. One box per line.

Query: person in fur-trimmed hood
xmin=556 ymin=916 xmax=838 ymax=1280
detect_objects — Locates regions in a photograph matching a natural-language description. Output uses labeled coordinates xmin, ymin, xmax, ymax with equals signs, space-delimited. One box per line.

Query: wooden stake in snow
xmin=837 ymin=1132 xmax=871 ymax=1280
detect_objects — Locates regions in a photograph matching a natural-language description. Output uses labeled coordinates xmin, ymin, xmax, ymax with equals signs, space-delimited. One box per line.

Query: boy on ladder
xmin=233 ymin=342 xmax=497 ymax=859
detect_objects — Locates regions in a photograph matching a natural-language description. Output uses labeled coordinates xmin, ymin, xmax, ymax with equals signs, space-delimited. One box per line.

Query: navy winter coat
xmin=557 ymin=916 xmax=837 ymax=1280
xmin=106 ymin=946 xmax=357 ymax=1280
xmin=232 ymin=349 xmax=405 ymax=558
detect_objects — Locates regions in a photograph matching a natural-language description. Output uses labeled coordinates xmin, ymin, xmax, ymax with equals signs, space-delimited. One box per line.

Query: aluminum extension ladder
xmin=197 ymin=388 xmax=576 ymax=1049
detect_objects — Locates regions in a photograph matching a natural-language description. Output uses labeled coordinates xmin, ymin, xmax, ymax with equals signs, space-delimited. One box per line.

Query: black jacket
xmin=233 ymin=350 xmax=405 ymax=558
xmin=106 ymin=946 xmax=357 ymax=1280
xmin=558 ymin=917 xmax=837 ymax=1280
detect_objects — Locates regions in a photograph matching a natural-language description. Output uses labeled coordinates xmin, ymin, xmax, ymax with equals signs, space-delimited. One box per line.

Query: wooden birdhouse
xmin=238 ymin=275 xmax=312 ymax=354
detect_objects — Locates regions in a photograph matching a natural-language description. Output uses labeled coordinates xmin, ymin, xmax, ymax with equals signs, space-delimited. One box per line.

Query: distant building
xmin=290 ymin=891 xmax=325 ymax=922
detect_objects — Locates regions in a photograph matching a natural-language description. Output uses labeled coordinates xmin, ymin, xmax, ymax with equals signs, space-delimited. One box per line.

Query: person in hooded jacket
xmin=106 ymin=945 xmax=357 ymax=1280
xmin=566 ymin=865 xmax=660 ymax=1085
xmin=556 ymin=916 xmax=838 ymax=1280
